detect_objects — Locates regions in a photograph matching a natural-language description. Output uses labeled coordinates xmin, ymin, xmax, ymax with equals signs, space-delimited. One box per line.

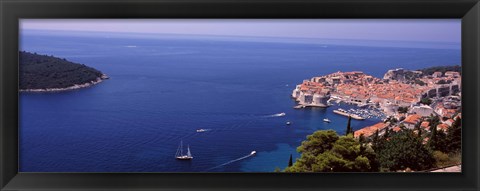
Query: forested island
xmin=19 ymin=51 xmax=108 ymax=92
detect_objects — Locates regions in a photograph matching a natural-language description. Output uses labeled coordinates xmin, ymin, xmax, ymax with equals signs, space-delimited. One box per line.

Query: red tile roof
xmin=404 ymin=114 xmax=422 ymax=124
xmin=354 ymin=122 xmax=388 ymax=138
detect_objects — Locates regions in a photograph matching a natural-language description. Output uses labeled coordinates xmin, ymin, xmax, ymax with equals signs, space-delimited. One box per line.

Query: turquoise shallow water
xmin=19 ymin=31 xmax=460 ymax=172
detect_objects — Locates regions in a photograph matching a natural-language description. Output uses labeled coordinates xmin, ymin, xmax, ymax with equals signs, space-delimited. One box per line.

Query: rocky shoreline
xmin=20 ymin=74 xmax=109 ymax=92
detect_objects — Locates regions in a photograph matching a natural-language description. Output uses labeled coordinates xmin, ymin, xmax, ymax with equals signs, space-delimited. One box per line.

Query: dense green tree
xmin=436 ymin=79 xmax=448 ymax=84
xmin=435 ymin=130 xmax=449 ymax=153
xmin=429 ymin=127 xmax=437 ymax=150
xmin=397 ymin=107 xmax=408 ymax=114
xmin=296 ymin=130 xmax=339 ymax=156
xmin=376 ymin=129 xmax=435 ymax=171
xmin=446 ymin=117 xmax=462 ymax=153
xmin=415 ymin=123 xmax=423 ymax=138
xmin=421 ymin=98 xmax=432 ymax=105
xmin=371 ymin=129 xmax=380 ymax=151
xmin=286 ymin=131 xmax=377 ymax=172
xmin=427 ymin=115 xmax=440 ymax=150
xmin=383 ymin=126 xmax=390 ymax=139
xmin=358 ymin=134 xmax=367 ymax=145
xmin=414 ymin=79 xmax=426 ymax=86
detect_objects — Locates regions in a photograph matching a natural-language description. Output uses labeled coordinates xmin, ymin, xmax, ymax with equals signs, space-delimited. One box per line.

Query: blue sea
xmin=19 ymin=30 xmax=460 ymax=172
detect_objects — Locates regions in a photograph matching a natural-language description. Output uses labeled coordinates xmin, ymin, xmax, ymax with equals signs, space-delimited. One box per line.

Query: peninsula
xmin=292 ymin=66 xmax=462 ymax=139
xmin=19 ymin=51 xmax=108 ymax=92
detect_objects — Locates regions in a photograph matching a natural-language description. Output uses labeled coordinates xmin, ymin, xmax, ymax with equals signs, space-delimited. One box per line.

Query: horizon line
xmin=21 ymin=28 xmax=462 ymax=44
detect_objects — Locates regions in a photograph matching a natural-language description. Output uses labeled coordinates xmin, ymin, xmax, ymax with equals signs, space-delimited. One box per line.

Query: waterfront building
xmin=291 ymin=81 xmax=330 ymax=107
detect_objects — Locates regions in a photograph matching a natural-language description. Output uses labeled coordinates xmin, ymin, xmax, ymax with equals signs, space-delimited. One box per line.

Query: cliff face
xmin=19 ymin=51 xmax=107 ymax=90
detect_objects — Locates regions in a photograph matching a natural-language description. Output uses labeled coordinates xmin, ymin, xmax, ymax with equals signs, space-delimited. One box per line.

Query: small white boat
xmin=175 ymin=140 xmax=193 ymax=160
xmin=196 ymin=129 xmax=207 ymax=133
xmin=251 ymin=151 xmax=257 ymax=155
xmin=323 ymin=118 xmax=331 ymax=123
xmin=286 ymin=121 xmax=291 ymax=125
xmin=278 ymin=112 xmax=286 ymax=116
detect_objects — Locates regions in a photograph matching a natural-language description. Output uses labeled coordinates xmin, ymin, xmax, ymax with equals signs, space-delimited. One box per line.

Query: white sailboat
xmin=175 ymin=140 xmax=193 ymax=160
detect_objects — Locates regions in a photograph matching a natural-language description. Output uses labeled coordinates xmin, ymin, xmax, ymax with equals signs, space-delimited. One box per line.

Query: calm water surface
xmin=19 ymin=31 xmax=460 ymax=172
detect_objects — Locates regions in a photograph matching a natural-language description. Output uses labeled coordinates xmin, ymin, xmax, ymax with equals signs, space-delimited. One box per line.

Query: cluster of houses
xmin=353 ymin=112 xmax=461 ymax=140
xmin=291 ymin=68 xmax=461 ymax=139
xmin=353 ymin=69 xmax=461 ymax=139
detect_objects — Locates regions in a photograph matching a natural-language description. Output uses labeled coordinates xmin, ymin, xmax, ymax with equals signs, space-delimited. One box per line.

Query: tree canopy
xmin=283 ymin=113 xmax=461 ymax=172
xmin=446 ymin=117 xmax=462 ymax=153
xmin=420 ymin=98 xmax=432 ymax=105
xmin=19 ymin=51 xmax=105 ymax=90
xmin=375 ymin=129 xmax=435 ymax=171
xmin=285 ymin=130 xmax=377 ymax=172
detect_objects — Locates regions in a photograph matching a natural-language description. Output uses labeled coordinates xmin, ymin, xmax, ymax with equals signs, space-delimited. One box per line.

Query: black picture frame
xmin=1 ymin=0 xmax=479 ymax=190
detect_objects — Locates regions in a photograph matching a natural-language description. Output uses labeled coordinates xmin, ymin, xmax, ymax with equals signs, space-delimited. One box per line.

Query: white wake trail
xmin=265 ymin=112 xmax=286 ymax=118
xmin=206 ymin=153 xmax=255 ymax=171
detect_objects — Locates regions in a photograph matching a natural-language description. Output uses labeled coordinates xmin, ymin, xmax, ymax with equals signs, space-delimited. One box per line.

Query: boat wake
xmin=196 ymin=128 xmax=212 ymax=133
xmin=265 ymin=112 xmax=286 ymax=118
xmin=206 ymin=152 xmax=256 ymax=171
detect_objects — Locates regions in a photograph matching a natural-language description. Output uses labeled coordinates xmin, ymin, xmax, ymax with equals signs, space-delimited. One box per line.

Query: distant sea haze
xmin=19 ymin=31 xmax=460 ymax=172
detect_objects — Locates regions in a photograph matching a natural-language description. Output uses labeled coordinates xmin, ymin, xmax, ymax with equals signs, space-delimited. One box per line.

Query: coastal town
xmin=291 ymin=67 xmax=462 ymax=140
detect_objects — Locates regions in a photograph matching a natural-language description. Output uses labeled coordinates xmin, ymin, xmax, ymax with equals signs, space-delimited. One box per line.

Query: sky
xmin=20 ymin=19 xmax=461 ymax=43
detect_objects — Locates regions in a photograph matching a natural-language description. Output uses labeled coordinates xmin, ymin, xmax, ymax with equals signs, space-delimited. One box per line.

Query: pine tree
xmin=383 ymin=126 xmax=389 ymax=139
xmin=429 ymin=123 xmax=437 ymax=150
xmin=428 ymin=115 xmax=440 ymax=150
xmin=372 ymin=129 xmax=380 ymax=151
xmin=446 ymin=117 xmax=462 ymax=152
xmin=346 ymin=115 xmax=352 ymax=136
xmin=288 ymin=154 xmax=293 ymax=167
xmin=417 ymin=126 xmax=422 ymax=138
xmin=414 ymin=121 xmax=422 ymax=137
xmin=358 ymin=134 xmax=366 ymax=152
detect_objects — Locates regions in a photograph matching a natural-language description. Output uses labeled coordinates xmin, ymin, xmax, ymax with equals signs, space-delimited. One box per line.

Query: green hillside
xmin=19 ymin=51 xmax=106 ymax=90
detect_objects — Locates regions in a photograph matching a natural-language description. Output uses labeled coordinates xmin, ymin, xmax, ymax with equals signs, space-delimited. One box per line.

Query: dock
xmin=293 ymin=105 xmax=305 ymax=109
xmin=333 ymin=109 xmax=365 ymax=120
xmin=293 ymin=104 xmax=328 ymax=109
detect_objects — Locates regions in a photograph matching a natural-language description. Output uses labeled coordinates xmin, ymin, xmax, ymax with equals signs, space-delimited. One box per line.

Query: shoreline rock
xmin=20 ymin=74 xmax=109 ymax=93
